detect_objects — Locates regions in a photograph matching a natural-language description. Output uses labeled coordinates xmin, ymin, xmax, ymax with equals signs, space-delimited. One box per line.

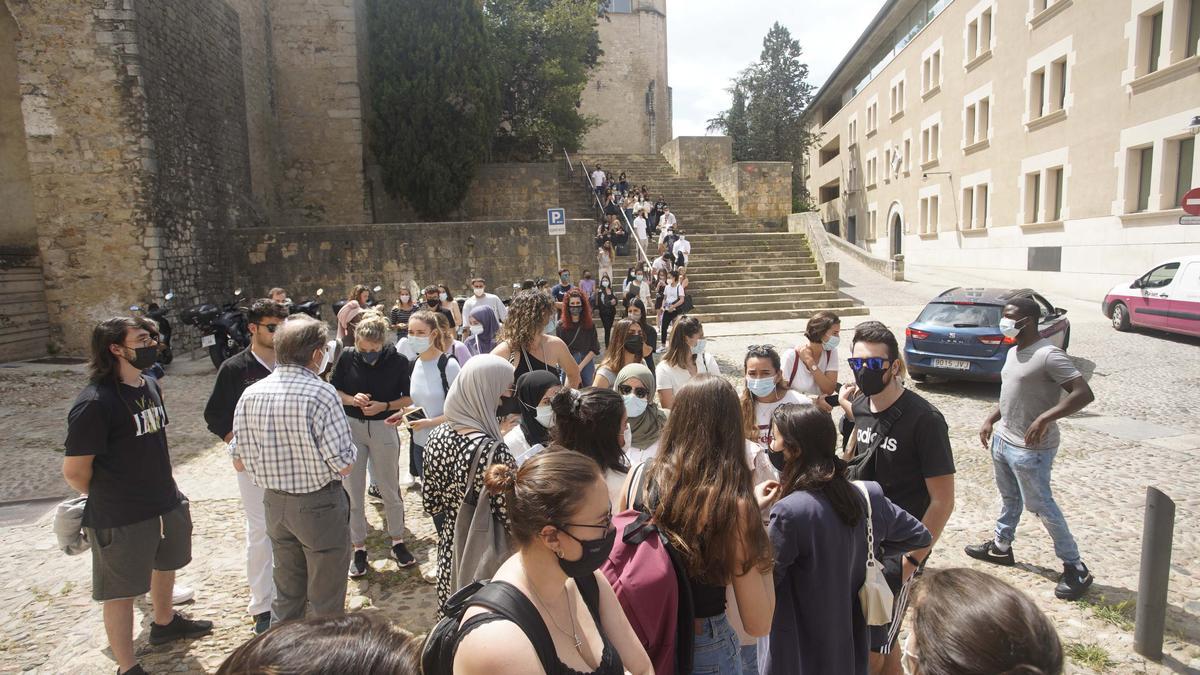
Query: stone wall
xmin=660 ymin=136 xmax=732 ymax=181
xmin=579 ymin=1 xmax=671 ymax=154
xmin=268 ymin=0 xmax=368 ymax=226
xmin=711 ymin=161 xmax=793 ymax=225
xmin=0 ymin=9 xmax=36 ymax=249
xmin=226 ymin=0 xmax=282 ymax=223
xmin=231 ymin=219 xmax=597 ymax=301
xmin=135 ymin=0 xmax=256 ymax=323
xmin=10 ymin=0 xmax=154 ymax=353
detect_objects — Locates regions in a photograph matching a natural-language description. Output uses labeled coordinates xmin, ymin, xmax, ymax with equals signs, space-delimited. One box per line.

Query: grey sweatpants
xmin=346 ymin=417 xmax=406 ymax=545
xmin=263 ymin=482 xmax=351 ymax=621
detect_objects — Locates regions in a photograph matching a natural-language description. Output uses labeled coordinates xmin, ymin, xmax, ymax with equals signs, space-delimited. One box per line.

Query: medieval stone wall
xmin=135 ymin=0 xmax=255 ymax=319
xmin=711 ymin=161 xmax=793 ymax=224
xmin=661 ymin=136 xmax=732 ymax=181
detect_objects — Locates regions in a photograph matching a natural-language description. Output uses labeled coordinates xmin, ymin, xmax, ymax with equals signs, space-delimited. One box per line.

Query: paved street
xmin=1 ymin=253 xmax=1198 ymax=673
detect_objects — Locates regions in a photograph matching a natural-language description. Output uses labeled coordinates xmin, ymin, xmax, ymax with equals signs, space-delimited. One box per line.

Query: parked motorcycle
xmin=181 ymin=288 xmax=250 ymax=368
xmin=130 ymin=291 xmax=175 ymax=366
xmin=290 ymin=288 xmax=325 ymax=319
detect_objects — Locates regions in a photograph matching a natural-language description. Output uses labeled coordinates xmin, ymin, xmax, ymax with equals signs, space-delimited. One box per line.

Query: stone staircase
xmin=573 ymin=153 xmax=866 ymax=323
xmin=0 ymin=249 xmax=51 ymax=362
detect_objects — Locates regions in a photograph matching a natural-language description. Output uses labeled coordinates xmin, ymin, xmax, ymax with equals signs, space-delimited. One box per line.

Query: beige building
xmin=807 ymin=0 xmax=1200 ymax=299
xmin=579 ymin=0 xmax=672 ymax=154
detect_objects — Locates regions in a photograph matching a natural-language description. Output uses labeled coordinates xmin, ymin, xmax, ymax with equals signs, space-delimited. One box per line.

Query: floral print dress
xmin=421 ymin=422 xmax=515 ymax=608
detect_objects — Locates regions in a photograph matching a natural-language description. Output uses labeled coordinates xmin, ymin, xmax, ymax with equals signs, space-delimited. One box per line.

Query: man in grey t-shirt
xmin=967 ymin=297 xmax=1096 ymax=600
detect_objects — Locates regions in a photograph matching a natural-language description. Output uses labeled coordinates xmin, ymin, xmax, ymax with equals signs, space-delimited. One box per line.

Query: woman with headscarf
xmin=614 ymin=363 xmax=667 ymax=466
xmin=409 ymin=354 xmax=517 ymax=606
xmin=503 ymin=371 xmax=561 ymax=466
xmin=465 ymin=305 xmax=500 ymax=357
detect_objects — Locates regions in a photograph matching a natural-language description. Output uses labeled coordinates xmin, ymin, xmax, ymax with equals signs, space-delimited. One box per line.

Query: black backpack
xmin=422 ymin=574 xmax=603 ymax=675
xmin=410 ymin=352 xmax=455 ymax=396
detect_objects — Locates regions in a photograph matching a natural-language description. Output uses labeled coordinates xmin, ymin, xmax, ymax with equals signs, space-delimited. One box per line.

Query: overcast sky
xmin=667 ymin=0 xmax=887 ymax=136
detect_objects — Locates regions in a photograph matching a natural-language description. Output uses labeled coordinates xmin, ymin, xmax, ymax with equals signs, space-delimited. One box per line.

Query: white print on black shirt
xmin=131 ymin=395 xmax=168 ymax=437
xmin=856 ymin=427 xmax=898 ymax=453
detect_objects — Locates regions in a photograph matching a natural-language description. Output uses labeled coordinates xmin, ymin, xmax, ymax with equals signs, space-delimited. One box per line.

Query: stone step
xmin=684 ymin=277 xmax=824 ymax=292
xmin=695 ymin=288 xmax=840 ymax=301
xmin=684 ymin=270 xmax=823 ymax=284
xmin=692 ymin=296 xmax=858 ymax=313
xmin=692 ymin=305 xmax=870 ymax=324
xmin=686 ymin=242 xmax=812 ymax=253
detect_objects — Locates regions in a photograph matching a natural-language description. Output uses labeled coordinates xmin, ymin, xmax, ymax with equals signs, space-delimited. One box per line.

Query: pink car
xmin=1103 ymin=255 xmax=1200 ymax=338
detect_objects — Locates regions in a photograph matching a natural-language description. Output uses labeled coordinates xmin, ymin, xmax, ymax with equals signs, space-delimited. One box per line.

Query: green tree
xmin=485 ymin=0 xmax=601 ymax=161
xmin=366 ymin=0 xmax=500 ymax=218
xmin=708 ymin=22 xmax=819 ymax=203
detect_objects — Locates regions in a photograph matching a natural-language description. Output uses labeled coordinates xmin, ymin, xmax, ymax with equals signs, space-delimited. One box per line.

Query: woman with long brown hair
xmin=739 ymin=345 xmax=805 ymax=485
xmin=759 ymin=404 xmax=929 ymax=675
xmin=654 ymin=315 xmax=719 ymax=409
xmin=593 ymin=319 xmax=651 ymax=390
xmin=492 ymin=290 xmax=581 ymax=387
xmin=621 ymin=375 xmax=776 ymax=674
xmin=556 ymin=288 xmax=601 ymax=387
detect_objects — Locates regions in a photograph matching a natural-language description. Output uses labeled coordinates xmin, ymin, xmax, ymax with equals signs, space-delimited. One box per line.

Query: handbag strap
xmin=853 ymin=481 xmax=878 ymax=566
xmin=462 ymin=434 xmax=497 ymax=502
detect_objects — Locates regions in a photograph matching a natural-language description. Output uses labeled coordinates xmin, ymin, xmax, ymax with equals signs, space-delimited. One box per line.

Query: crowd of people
xmin=60 ymin=263 xmax=1095 ymax=674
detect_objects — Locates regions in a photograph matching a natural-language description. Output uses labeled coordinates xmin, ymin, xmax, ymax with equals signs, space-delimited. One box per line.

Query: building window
xmin=849 ymin=119 xmax=858 ymax=146
xmin=903 ymin=138 xmax=913 ymax=173
xmin=1029 ymin=59 xmax=1067 ymax=120
xmin=920 ymin=195 xmax=940 ymax=234
xmin=819 ymin=136 xmax=841 ymax=167
xmin=866 ymin=101 xmax=879 ymax=135
xmin=967 ymin=6 xmax=994 ymax=64
xmin=921 ymin=123 xmax=941 ymax=166
xmin=867 ymin=207 xmax=879 ymax=240
xmin=602 ymin=0 xmax=633 ymax=13
xmin=1131 ymin=146 xmax=1155 ymax=212
xmin=1048 ymin=166 xmax=1065 ymax=220
xmin=866 ymin=154 xmax=878 ymax=188
xmin=1025 ymin=172 xmax=1042 ymax=223
xmin=965 ymin=96 xmax=991 ymax=145
xmin=848 ymin=165 xmax=859 ymax=192
xmin=890 ymin=78 xmax=906 ymax=118
xmin=1188 ymin=0 xmax=1200 ymax=57
xmin=963 ymin=186 xmax=975 ymax=229
xmin=962 ymin=184 xmax=990 ymax=229
xmin=1171 ymin=136 xmax=1195 ymax=208
xmin=1142 ymin=8 xmax=1165 ymax=75
xmin=922 ymin=49 xmax=943 ymax=95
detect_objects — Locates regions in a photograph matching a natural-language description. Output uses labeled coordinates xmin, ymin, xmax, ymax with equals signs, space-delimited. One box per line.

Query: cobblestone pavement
xmin=1 ymin=256 xmax=1198 ymax=673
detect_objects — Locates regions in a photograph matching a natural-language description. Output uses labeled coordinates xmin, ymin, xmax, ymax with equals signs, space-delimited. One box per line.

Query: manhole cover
xmin=27 ymin=356 xmax=86 ymax=365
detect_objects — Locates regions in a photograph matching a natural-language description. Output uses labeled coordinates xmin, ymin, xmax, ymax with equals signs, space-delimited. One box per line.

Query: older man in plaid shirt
xmin=232 ymin=314 xmax=356 ymax=622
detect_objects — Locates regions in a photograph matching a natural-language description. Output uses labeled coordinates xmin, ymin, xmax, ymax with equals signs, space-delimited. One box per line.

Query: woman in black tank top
xmin=452 ymin=452 xmax=651 ymax=675
xmin=492 ymin=290 xmax=580 ymax=388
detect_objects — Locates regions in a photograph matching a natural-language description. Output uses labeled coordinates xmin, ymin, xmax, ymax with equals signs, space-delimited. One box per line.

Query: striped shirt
xmin=232 ymin=364 xmax=357 ymax=494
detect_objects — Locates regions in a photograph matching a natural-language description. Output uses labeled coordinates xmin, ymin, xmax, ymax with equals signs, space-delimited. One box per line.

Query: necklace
xmin=524 ymin=568 xmax=585 ymax=654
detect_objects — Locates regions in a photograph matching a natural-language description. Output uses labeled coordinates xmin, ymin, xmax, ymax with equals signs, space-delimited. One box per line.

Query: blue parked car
xmin=904 ymin=287 xmax=1071 ymax=383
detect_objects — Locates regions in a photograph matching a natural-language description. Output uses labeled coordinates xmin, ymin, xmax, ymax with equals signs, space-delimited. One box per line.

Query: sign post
xmin=547 ymin=208 xmax=566 ymax=271
xmin=1182 ymin=187 xmax=1200 ymax=225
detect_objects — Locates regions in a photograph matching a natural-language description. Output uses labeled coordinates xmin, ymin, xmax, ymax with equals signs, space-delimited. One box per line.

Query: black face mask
xmin=569 ymin=307 xmax=583 ymax=316
xmin=126 ymin=346 xmax=159 ymax=371
xmin=853 ymin=365 xmax=892 ymax=397
xmin=623 ymin=336 xmax=644 ymax=355
xmin=767 ymin=449 xmax=786 ymax=472
xmin=556 ymin=525 xmax=616 ymax=578
xmin=427 ymin=298 xmax=440 ymax=307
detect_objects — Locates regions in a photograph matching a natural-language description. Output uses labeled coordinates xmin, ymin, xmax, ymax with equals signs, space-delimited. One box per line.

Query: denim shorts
xmin=693 ymin=613 xmax=743 ymax=674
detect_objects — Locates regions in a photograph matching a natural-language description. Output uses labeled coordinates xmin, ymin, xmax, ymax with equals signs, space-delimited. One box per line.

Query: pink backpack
xmin=601 ymin=462 xmax=694 ymax=675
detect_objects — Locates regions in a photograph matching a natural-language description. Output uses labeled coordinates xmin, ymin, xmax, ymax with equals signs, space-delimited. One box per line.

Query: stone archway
xmin=886 ymin=201 xmax=904 ymax=257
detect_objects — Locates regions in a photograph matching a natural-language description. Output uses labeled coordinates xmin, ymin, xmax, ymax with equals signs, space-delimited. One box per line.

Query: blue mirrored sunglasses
xmin=848 ymin=357 xmax=889 ymax=371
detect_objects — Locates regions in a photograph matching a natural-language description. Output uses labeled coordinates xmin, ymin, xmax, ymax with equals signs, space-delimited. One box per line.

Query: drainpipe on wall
xmin=646 ymin=81 xmax=656 ymax=154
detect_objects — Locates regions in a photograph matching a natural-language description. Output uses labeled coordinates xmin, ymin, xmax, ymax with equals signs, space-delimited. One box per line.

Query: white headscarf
xmin=443 ymin=354 xmax=515 ymax=441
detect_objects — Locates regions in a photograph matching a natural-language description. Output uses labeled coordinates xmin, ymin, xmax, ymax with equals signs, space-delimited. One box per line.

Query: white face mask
xmin=399 ymin=294 xmax=411 ymax=303
xmin=621 ymin=424 xmax=633 ymax=450
xmin=469 ymin=323 xmax=484 ymax=336
xmin=316 ymin=340 xmax=337 ymax=374
xmin=691 ymin=338 xmax=706 ymax=355
xmin=535 ymin=405 xmax=554 ymax=428
xmin=998 ymin=316 xmax=1026 ymax=338
xmin=439 ymin=292 xmax=449 ymax=302
xmin=409 ymin=335 xmax=432 ymax=353
xmin=629 ymin=312 xmax=642 ymax=322
xmin=473 ymin=287 xmax=485 ymax=297
xmin=823 ymin=335 xmax=841 ymax=352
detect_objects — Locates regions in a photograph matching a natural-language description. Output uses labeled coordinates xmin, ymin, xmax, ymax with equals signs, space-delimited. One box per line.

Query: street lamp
xmin=1187 ymin=115 xmax=1200 ymax=135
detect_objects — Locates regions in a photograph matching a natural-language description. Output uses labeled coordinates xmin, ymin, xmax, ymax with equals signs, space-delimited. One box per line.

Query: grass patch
xmin=1075 ymin=596 xmax=1135 ymax=631
xmin=1066 ymin=642 xmax=1116 ymax=672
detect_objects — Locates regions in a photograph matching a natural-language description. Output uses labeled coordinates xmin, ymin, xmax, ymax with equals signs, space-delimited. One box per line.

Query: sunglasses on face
xmin=848 ymin=357 xmax=890 ymax=371
xmin=255 ymin=323 xmax=280 ymax=334
xmin=617 ymin=384 xmax=650 ymax=399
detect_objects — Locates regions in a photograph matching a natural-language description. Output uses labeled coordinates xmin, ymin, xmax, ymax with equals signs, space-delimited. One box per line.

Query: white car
xmin=1102 ymin=255 xmax=1200 ymax=338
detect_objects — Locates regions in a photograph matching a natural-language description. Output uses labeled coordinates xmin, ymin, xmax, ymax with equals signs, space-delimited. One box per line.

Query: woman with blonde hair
xmin=593 ymin=319 xmax=651 ymax=390
xmin=492 ymin=290 xmax=581 ymax=387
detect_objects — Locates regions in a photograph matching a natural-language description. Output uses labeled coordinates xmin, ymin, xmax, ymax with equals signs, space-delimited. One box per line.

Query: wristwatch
xmin=810 ymin=364 xmax=819 ymax=372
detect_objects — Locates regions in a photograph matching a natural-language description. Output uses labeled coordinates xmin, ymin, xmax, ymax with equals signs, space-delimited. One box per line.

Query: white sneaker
xmin=171 ymin=584 xmax=195 ymax=605
xmin=399 ymin=471 xmax=415 ymax=488
xmin=655 ymin=345 xmax=667 ymax=354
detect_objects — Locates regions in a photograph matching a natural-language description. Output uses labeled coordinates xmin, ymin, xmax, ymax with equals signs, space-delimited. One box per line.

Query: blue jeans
xmin=740 ymin=643 xmax=758 ymax=674
xmin=991 ymin=435 xmax=1080 ymax=564
xmin=572 ymin=351 xmax=595 ymax=387
xmin=693 ymin=614 xmax=743 ymax=674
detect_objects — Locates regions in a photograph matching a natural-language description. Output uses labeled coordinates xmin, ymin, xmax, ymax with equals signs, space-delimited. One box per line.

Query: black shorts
xmin=869 ymin=553 xmax=904 ymax=652
xmin=86 ymin=501 xmax=193 ymax=601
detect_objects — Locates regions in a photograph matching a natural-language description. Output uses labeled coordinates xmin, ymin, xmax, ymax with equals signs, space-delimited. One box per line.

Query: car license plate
xmin=932 ymin=358 xmax=970 ymax=370
xmin=201 ymin=334 xmax=217 ymax=348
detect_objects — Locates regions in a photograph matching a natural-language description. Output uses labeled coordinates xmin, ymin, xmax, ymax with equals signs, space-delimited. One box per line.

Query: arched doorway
xmin=890 ymin=213 xmax=903 ymax=257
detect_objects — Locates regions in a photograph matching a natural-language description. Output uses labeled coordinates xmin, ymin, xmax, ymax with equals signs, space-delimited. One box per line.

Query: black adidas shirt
xmin=65 ymin=376 xmax=183 ymax=529
xmin=849 ymin=389 xmax=955 ymax=521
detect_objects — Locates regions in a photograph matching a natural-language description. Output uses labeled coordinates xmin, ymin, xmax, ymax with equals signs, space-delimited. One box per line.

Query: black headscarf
xmin=516 ymin=370 xmax=559 ymax=447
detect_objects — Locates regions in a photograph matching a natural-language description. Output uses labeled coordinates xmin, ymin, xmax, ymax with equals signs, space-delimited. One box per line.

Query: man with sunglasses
xmin=202 ymin=298 xmax=288 ymax=635
xmin=838 ymin=321 xmax=955 ymax=674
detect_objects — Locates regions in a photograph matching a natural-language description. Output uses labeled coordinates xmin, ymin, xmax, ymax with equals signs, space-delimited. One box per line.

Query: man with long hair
xmin=64 ymin=318 xmax=212 ymax=675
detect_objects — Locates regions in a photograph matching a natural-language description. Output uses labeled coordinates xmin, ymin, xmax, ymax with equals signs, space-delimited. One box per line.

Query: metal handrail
xmin=578 ymin=160 xmax=654 ymax=270
xmin=562 ymin=148 xmax=575 ymax=178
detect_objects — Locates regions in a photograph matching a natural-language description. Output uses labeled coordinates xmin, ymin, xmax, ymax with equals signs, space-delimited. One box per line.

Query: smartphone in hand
xmin=402 ymin=407 xmax=428 ymax=426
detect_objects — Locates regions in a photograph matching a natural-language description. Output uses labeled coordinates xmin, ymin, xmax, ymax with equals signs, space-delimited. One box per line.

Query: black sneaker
xmin=964 ymin=539 xmax=1015 ymax=566
xmin=252 ymin=611 xmax=272 ymax=635
xmin=392 ymin=542 xmax=417 ymax=568
xmin=367 ymin=484 xmax=383 ymax=502
xmin=349 ymin=549 xmax=369 ymax=578
xmin=119 ymin=665 xmax=148 ymax=675
xmin=1055 ymin=562 xmax=1094 ymax=600
xmin=148 ymin=612 xmax=213 ymax=645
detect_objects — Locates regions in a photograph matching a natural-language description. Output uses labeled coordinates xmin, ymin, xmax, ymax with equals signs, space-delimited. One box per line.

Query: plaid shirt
xmin=232 ymin=364 xmax=357 ymax=493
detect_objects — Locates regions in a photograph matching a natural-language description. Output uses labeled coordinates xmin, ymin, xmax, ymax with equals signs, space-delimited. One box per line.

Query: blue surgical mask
xmin=823 ymin=335 xmax=841 ymax=352
xmin=691 ymin=339 xmax=706 ymax=355
xmin=746 ymin=377 xmax=776 ymax=397
xmin=409 ymin=336 xmax=431 ymax=353
xmin=361 ymin=351 xmax=381 ymax=365
xmin=623 ymin=394 xmax=648 ymax=418
xmin=998 ymin=317 xmax=1025 ymax=338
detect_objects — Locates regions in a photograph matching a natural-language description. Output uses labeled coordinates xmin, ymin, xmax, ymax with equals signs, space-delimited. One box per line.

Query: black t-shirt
xmin=551 ymin=283 xmax=572 ymax=302
xmin=330 ymin=344 xmax=411 ymax=420
xmin=65 ymin=377 xmax=183 ymax=529
xmin=850 ymin=389 xmax=955 ymax=520
xmin=203 ymin=347 xmax=272 ymax=440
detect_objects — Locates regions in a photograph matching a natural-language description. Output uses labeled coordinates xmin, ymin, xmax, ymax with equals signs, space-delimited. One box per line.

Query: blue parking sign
xmin=547 ymin=208 xmax=566 ymax=235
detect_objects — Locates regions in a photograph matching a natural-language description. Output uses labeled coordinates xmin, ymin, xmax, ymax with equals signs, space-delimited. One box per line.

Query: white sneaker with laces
xmin=171 ymin=584 xmax=195 ymax=605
